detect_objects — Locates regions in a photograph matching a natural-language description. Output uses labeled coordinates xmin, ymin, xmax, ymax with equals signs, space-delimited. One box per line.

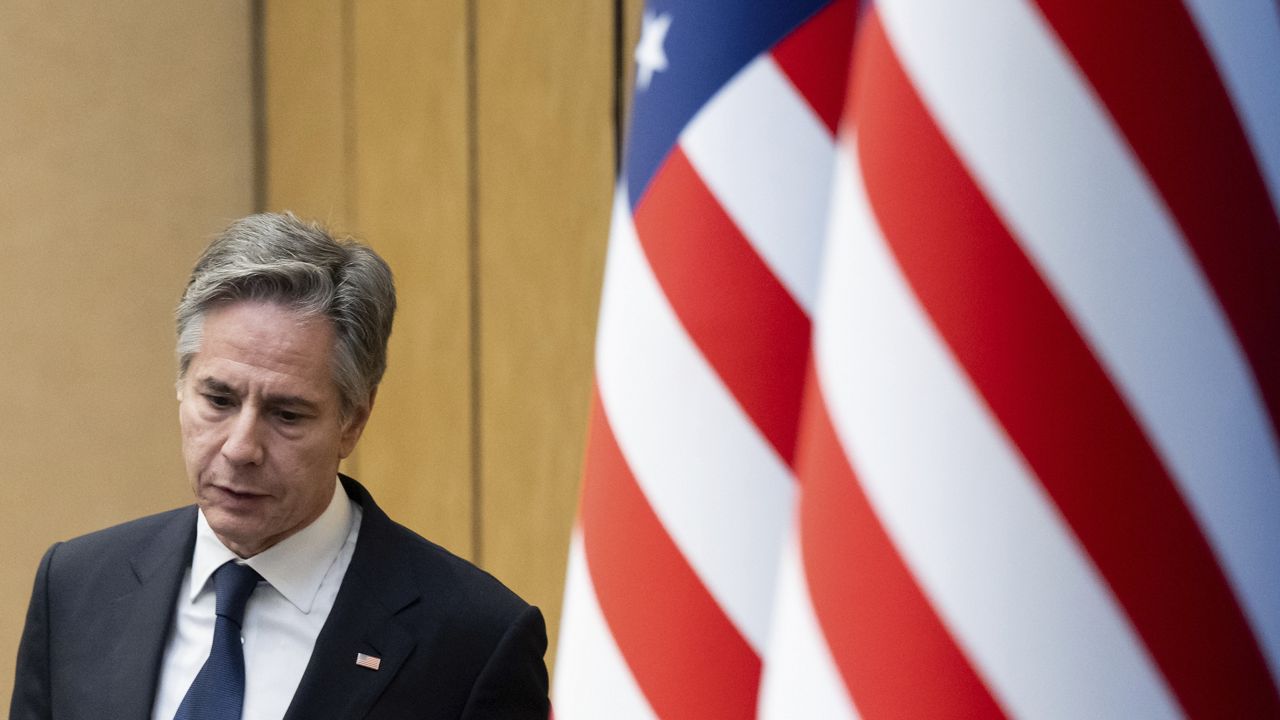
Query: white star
xmin=634 ymin=11 xmax=672 ymax=91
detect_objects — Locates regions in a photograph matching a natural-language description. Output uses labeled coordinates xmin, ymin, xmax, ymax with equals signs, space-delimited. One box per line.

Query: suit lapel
xmin=104 ymin=508 xmax=196 ymax=718
xmin=284 ymin=478 xmax=420 ymax=720
xmin=282 ymin=569 xmax=418 ymax=720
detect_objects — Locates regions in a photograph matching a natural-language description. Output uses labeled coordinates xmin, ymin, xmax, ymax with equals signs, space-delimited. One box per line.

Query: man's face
xmin=178 ymin=300 xmax=370 ymax=557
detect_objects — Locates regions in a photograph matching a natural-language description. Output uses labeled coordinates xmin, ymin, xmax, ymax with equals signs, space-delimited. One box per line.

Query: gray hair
xmin=176 ymin=212 xmax=396 ymax=418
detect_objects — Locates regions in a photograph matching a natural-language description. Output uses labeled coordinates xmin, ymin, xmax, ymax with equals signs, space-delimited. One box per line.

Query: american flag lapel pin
xmin=355 ymin=652 xmax=382 ymax=671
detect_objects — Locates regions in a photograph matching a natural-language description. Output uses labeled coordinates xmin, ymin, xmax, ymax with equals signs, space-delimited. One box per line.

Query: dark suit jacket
xmin=9 ymin=476 xmax=550 ymax=719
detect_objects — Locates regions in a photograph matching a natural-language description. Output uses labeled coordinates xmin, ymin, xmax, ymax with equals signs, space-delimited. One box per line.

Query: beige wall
xmin=1 ymin=1 xmax=634 ymax=706
xmin=0 ymin=1 xmax=256 ymax=707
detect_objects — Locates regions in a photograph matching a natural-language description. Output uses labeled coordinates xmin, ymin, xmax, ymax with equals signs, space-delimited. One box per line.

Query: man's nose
xmin=221 ymin=409 xmax=265 ymax=466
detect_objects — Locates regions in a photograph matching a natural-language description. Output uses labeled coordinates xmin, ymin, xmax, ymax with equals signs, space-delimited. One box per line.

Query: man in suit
xmin=10 ymin=213 xmax=550 ymax=719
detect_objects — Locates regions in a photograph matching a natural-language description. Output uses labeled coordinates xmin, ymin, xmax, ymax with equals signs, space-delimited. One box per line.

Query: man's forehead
xmin=188 ymin=303 xmax=339 ymax=400
xmin=199 ymin=302 xmax=333 ymax=361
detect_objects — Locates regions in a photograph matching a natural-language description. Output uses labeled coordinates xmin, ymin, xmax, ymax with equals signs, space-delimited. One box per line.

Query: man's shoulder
xmin=58 ymin=505 xmax=193 ymax=548
xmin=343 ymin=477 xmax=532 ymax=622
xmin=383 ymin=515 xmax=528 ymax=609
xmin=351 ymin=508 xmax=547 ymax=679
xmin=20 ymin=505 xmax=195 ymax=612
xmin=47 ymin=505 xmax=195 ymax=573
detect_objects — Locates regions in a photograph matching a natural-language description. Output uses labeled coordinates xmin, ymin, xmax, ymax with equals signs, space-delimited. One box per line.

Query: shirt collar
xmin=190 ymin=476 xmax=355 ymax=614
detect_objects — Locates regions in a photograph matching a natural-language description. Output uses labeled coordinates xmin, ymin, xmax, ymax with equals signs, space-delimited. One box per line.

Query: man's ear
xmin=339 ymin=387 xmax=377 ymax=458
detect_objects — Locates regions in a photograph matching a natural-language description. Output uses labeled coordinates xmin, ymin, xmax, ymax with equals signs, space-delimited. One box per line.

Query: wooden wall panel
xmin=261 ymin=0 xmax=631 ymax=673
xmin=266 ymin=0 xmax=474 ymax=558
xmin=0 ymin=1 xmax=254 ymax=708
xmin=262 ymin=0 xmax=355 ymax=489
xmin=348 ymin=1 xmax=475 ymax=559
xmin=474 ymin=1 xmax=615 ymax=670
xmin=263 ymin=0 xmax=350 ymax=229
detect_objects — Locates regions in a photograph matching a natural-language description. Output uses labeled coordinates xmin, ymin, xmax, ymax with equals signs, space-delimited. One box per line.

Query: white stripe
xmin=682 ymin=54 xmax=835 ymax=315
xmin=758 ymin=527 xmax=860 ymax=720
xmin=817 ymin=143 xmax=1182 ymax=719
xmin=553 ymin=532 xmax=656 ymax=720
xmin=595 ymin=186 xmax=794 ymax=654
xmin=1182 ymin=0 xmax=1280 ymax=215
xmin=879 ymin=0 xmax=1280 ymax=681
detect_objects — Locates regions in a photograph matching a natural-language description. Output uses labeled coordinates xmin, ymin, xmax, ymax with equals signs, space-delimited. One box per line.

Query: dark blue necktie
xmin=174 ymin=561 xmax=261 ymax=720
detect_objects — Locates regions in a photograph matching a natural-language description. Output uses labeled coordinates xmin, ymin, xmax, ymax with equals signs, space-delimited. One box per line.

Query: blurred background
xmin=0 ymin=1 xmax=642 ymax=702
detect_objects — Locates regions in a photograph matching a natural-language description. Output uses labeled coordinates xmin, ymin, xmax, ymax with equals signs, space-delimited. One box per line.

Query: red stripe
xmin=1032 ymin=0 xmax=1280 ymax=439
xmin=798 ymin=367 xmax=1007 ymax=719
xmin=771 ymin=0 xmax=857 ymax=135
xmin=633 ymin=148 xmax=810 ymax=465
xmin=580 ymin=389 xmax=761 ymax=719
xmin=854 ymin=15 xmax=1280 ymax=717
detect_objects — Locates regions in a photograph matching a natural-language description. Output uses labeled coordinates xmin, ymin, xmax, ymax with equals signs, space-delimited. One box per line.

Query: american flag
xmin=763 ymin=1 xmax=1280 ymax=718
xmin=554 ymin=1 xmax=853 ymax=717
xmin=558 ymin=1 xmax=1280 ymax=718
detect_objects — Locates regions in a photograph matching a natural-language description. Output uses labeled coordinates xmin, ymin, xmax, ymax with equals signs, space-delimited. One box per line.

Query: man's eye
xmin=277 ymin=410 xmax=302 ymax=423
xmin=204 ymin=394 xmax=232 ymax=409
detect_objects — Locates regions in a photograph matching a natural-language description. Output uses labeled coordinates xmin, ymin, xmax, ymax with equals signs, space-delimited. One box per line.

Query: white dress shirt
xmin=151 ymin=478 xmax=362 ymax=720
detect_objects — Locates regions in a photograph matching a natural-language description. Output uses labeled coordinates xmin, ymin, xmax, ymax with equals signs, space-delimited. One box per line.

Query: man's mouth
xmin=212 ymin=485 xmax=266 ymax=500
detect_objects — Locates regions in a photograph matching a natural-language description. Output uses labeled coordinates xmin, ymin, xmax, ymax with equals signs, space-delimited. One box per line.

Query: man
xmin=10 ymin=213 xmax=550 ymax=719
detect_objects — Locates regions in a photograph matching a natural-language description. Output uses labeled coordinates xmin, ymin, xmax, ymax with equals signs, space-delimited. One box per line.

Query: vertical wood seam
xmin=466 ymin=0 xmax=483 ymax=565
xmin=341 ymin=0 xmax=357 ymax=231
xmin=250 ymin=0 xmax=267 ymax=212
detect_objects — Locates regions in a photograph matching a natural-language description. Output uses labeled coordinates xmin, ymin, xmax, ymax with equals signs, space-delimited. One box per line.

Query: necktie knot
xmin=174 ymin=561 xmax=262 ymax=720
xmin=212 ymin=562 xmax=260 ymax=627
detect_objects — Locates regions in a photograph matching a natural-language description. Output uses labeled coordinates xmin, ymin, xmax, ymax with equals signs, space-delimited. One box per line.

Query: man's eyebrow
xmin=197 ymin=378 xmax=236 ymax=395
xmin=263 ymin=393 xmax=320 ymax=411
xmin=195 ymin=379 xmax=319 ymax=411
